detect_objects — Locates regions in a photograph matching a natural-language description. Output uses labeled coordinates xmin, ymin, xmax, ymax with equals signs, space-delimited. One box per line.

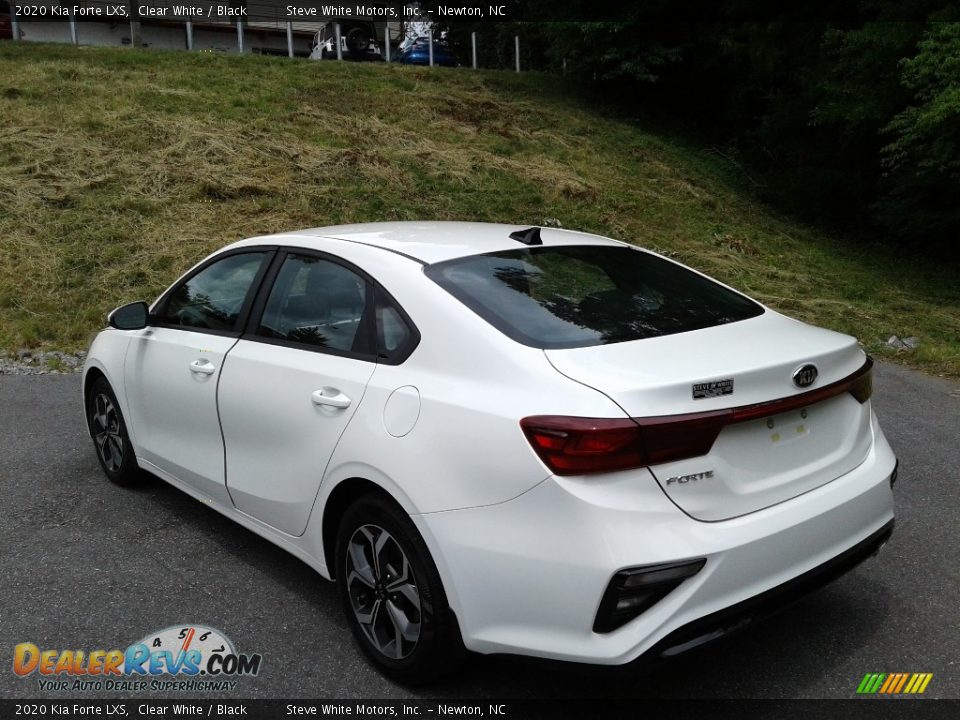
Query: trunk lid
xmin=544 ymin=311 xmax=873 ymax=520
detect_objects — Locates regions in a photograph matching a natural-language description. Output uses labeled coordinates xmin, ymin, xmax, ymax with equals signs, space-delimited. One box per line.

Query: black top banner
xmin=13 ymin=1 xmax=517 ymax=23
xmin=7 ymin=0 xmax=947 ymax=23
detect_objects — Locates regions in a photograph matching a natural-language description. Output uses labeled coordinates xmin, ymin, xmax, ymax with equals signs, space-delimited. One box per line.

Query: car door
xmin=123 ymin=249 xmax=272 ymax=503
xmin=218 ymin=250 xmax=378 ymax=536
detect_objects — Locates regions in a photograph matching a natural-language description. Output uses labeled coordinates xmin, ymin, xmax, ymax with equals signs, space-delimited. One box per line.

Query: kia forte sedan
xmin=83 ymin=222 xmax=896 ymax=682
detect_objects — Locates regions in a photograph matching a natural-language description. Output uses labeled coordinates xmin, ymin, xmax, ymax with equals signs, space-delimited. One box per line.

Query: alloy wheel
xmin=91 ymin=393 xmax=124 ymax=473
xmin=345 ymin=524 xmax=422 ymax=660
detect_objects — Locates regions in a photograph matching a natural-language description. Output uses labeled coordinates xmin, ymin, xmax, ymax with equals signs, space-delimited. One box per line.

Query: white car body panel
xmin=218 ymin=340 xmax=376 ymax=535
xmin=276 ymin=222 xmax=623 ymax=264
xmin=274 ymin=237 xmax=628 ymax=515
xmin=418 ymin=412 xmax=894 ymax=662
xmin=546 ymin=310 xmax=874 ymax=520
xmin=82 ymin=221 xmax=896 ymax=666
xmin=545 ymin=310 xmax=864 ymax=415
xmin=648 ymin=394 xmax=873 ymax=521
xmin=84 ymin=333 xmax=131 ymax=411
xmin=123 ymin=327 xmax=238 ymax=505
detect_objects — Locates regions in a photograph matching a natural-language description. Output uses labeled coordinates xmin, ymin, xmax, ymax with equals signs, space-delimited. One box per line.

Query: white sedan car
xmin=84 ymin=222 xmax=896 ymax=682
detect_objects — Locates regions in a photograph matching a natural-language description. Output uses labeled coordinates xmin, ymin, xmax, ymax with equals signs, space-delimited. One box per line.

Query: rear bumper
xmin=414 ymin=412 xmax=896 ymax=664
xmin=646 ymin=518 xmax=893 ymax=660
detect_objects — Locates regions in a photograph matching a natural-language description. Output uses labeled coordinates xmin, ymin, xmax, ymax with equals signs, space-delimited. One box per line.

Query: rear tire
xmin=87 ymin=376 xmax=141 ymax=486
xmin=335 ymin=493 xmax=465 ymax=683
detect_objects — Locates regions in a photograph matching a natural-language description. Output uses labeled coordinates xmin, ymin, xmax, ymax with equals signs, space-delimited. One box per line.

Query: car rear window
xmin=424 ymin=246 xmax=764 ymax=349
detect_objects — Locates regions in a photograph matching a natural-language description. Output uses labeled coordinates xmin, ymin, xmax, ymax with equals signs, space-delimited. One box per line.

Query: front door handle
xmin=189 ymin=359 xmax=216 ymax=376
xmin=312 ymin=388 xmax=352 ymax=409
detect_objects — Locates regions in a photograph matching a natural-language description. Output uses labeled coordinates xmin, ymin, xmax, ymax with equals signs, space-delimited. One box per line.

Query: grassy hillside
xmin=1 ymin=43 xmax=958 ymax=377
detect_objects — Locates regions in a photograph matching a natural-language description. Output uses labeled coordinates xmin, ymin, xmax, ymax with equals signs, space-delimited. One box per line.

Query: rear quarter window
xmin=424 ymin=245 xmax=764 ymax=349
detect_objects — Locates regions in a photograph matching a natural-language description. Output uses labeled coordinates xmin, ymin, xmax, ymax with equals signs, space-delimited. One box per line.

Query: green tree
xmin=879 ymin=21 xmax=960 ymax=243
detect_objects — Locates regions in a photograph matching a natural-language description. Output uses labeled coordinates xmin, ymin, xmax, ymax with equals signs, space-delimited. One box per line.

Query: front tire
xmin=87 ymin=376 xmax=140 ymax=486
xmin=335 ymin=494 xmax=464 ymax=683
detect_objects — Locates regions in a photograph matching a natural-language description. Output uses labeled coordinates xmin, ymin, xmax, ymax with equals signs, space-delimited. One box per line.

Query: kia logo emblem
xmin=793 ymin=364 xmax=818 ymax=388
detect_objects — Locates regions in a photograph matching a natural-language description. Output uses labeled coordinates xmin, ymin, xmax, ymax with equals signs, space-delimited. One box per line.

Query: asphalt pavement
xmin=0 ymin=361 xmax=958 ymax=700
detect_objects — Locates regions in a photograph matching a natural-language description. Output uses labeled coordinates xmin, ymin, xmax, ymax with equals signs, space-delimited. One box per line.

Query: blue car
xmin=395 ymin=37 xmax=457 ymax=67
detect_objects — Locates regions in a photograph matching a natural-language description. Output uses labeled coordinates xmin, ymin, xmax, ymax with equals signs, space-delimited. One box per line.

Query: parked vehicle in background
xmin=395 ymin=37 xmax=457 ymax=67
xmin=310 ymin=21 xmax=383 ymax=61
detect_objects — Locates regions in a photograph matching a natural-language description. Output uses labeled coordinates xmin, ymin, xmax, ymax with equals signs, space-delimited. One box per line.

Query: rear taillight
xmin=849 ymin=362 xmax=873 ymax=403
xmin=520 ymin=414 xmax=725 ymax=476
xmin=519 ymin=416 xmax=646 ymax=475
xmin=522 ymin=357 xmax=874 ymax=476
xmin=633 ymin=412 xmax=728 ymax=465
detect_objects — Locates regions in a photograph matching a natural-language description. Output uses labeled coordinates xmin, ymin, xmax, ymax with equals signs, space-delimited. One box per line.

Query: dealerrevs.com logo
xmin=13 ymin=625 xmax=262 ymax=692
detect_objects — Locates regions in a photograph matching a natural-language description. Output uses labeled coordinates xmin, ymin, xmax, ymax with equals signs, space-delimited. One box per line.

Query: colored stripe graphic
xmin=856 ymin=673 xmax=886 ymax=694
xmin=857 ymin=672 xmax=932 ymax=694
xmin=893 ymin=673 xmax=909 ymax=693
xmin=879 ymin=674 xmax=896 ymax=693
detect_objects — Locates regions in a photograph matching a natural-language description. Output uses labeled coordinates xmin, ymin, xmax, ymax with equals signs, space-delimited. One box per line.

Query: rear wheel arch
xmin=329 ymin=481 xmax=467 ymax=681
xmin=322 ymin=478 xmax=403 ymax=580
xmin=317 ymin=474 xmax=465 ymax=632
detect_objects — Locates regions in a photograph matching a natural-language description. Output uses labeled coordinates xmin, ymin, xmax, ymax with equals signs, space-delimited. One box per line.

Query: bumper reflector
xmin=594 ymin=559 xmax=706 ymax=633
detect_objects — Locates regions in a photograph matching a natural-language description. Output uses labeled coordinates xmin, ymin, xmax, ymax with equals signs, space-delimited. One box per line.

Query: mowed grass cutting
xmin=1 ymin=43 xmax=958 ymax=376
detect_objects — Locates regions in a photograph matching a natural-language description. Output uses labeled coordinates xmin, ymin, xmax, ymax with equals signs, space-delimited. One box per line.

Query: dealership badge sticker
xmin=692 ymin=378 xmax=734 ymax=399
xmin=13 ymin=624 xmax=262 ymax=692
xmin=856 ymin=673 xmax=933 ymax=695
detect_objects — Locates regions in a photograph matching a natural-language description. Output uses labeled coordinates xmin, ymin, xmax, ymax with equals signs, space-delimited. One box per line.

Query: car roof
xmin=238 ymin=222 xmax=625 ymax=264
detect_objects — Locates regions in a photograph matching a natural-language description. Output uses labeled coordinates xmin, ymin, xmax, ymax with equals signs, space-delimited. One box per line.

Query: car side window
xmin=377 ymin=305 xmax=409 ymax=354
xmin=375 ymin=288 xmax=417 ymax=363
xmin=159 ymin=252 xmax=267 ymax=333
xmin=257 ymin=254 xmax=371 ymax=354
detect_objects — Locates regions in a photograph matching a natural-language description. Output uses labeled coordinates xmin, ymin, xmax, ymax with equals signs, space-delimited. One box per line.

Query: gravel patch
xmin=0 ymin=349 xmax=86 ymax=375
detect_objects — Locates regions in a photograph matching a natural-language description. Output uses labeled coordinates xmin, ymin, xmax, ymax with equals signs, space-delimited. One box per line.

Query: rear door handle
xmin=189 ymin=359 xmax=216 ymax=376
xmin=312 ymin=388 xmax=352 ymax=409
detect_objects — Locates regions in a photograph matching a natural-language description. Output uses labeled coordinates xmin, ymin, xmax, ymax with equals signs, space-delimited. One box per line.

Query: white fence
xmin=8 ymin=18 xmax=525 ymax=71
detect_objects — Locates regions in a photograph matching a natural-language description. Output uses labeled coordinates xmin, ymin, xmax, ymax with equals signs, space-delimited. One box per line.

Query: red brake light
xmin=519 ymin=417 xmax=646 ymax=475
xmin=520 ymin=414 xmax=725 ymax=476
xmin=521 ymin=357 xmax=874 ymax=476
xmin=632 ymin=412 xmax=728 ymax=465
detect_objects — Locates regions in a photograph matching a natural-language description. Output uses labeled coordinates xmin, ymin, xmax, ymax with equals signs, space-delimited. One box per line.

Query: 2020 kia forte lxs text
xmin=83 ymin=222 xmax=896 ymax=681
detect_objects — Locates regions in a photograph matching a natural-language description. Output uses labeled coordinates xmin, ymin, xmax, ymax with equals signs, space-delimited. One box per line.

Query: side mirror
xmin=108 ymin=301 xmax=150 ymax=330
